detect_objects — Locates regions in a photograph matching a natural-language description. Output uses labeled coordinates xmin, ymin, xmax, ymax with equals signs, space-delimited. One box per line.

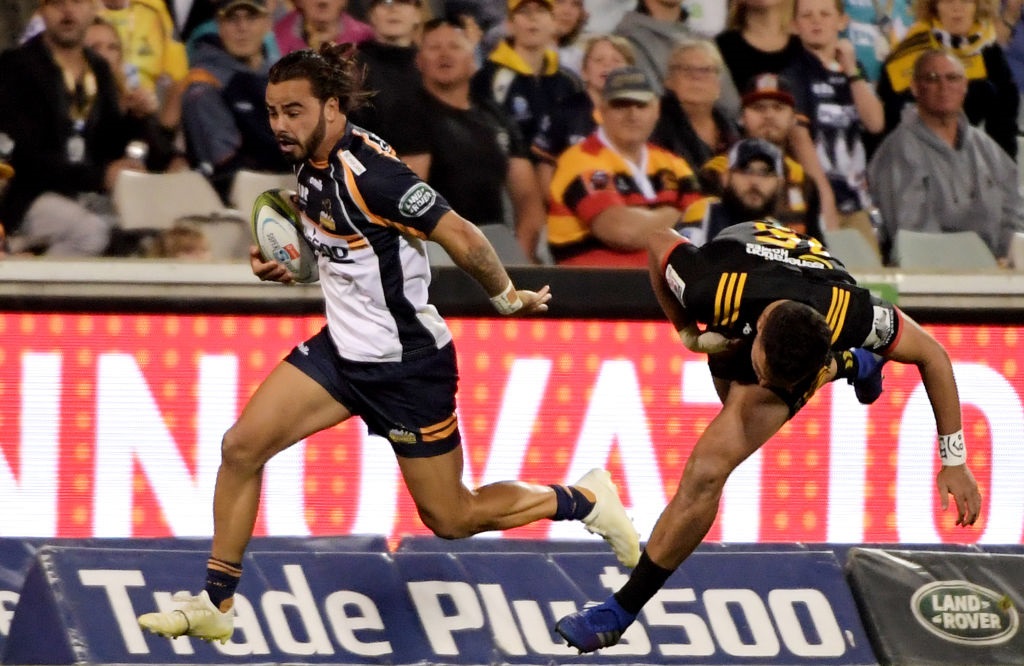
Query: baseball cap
xmin=508 ymin=0 xmax=554 ymax=13
xmin=602 ymin=66 xmax=657 ymax=103
xmin=741 ymin=73 xmax=795 ymax=108
xmin=215 ymin=0 xmax=268 ymax=16
xmin=727 ymin=138 xmax=784 ymax=175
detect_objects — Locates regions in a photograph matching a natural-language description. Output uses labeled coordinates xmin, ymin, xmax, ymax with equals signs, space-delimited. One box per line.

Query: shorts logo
xmin=388 ymin=428 xmax=417 ymax=444
xmin=297 ymin=342 xmax=310 ymax=356
xmin=398 ymin=183 xmax=436 ymax=218
xmin=911 ymin=581 xmax=1018 ymax=645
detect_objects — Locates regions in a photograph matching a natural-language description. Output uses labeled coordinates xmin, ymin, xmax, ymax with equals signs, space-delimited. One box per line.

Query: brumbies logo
xmin=911 ymin=581 xmax=1018 ymax=645
xmin=398 ymin=183 xmax=436 ymax=217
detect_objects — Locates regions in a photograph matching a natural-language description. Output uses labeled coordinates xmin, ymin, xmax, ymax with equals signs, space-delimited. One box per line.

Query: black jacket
xmin=0 ymin=35 xmax=129 ymax=230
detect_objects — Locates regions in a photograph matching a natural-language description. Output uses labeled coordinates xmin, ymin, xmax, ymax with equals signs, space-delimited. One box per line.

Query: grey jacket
xmin=613 ymin=11 xmax=739 ymax=118
xmin=867 ymin=107 xmax=1024 ymax=260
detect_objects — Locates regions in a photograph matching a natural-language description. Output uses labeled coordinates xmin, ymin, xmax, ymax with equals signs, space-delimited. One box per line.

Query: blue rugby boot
xmin=555 ymin=596 xmax=637 ymax=653
xmin=849 ymin=348 xmax=886 ymax=405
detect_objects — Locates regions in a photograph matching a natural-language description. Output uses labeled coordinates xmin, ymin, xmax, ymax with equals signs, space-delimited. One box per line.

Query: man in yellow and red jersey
xmin=547 ymin=66 xmax=701 ymax=267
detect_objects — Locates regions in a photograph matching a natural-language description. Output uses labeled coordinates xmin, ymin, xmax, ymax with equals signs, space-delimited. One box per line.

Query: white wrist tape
xmin=939 ymin=429 xmax=967 ymax=466
xmin=490 ymin=281 xmax=523 ymax=315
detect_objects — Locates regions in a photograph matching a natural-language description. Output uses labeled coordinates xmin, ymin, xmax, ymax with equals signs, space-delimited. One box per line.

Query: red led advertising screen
xmin=0 ymin=313 xmax=1021 ymax=545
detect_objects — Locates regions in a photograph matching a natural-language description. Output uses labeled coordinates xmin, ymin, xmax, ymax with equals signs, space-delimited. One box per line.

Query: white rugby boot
xmin=574 ymin=469 xmax=641 ymax=567
xmin=138 ymin=590 xmax=234 ymax=644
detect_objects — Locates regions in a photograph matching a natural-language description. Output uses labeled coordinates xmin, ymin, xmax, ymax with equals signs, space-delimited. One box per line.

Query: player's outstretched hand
xmin=937 ymin=464 xmax=982 ymax=527
xmin=514 ymin=285 xmax=552 ymax=315
xmin=250 ymin=245 xmax=295 ymax=284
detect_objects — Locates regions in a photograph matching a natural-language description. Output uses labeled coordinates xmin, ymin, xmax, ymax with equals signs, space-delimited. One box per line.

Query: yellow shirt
xmin=102 ymin=0 xmax=188 ymax=91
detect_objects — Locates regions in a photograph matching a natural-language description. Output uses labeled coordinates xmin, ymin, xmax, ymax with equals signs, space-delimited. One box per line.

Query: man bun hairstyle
xmin=268 ymin=42 xmax=373 ymax=114
xmin=761 ymin=301 xmax=832 ymax=389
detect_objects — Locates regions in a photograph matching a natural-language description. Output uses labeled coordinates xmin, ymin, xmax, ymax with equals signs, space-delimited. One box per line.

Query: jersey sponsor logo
xmin=341 ymin=150 xmax=366 ymax=176
xmin=306 ymin=234 xmax=355 ymax=264
xmin=745 ymin=243 xmax=829 ymax=269
xmin=911 ymin=581 xmax=1019 ymax=645
xmin=398 ymin=183 xmax=437 ymax=218
xmin=588 ymin=170 xmax=610 ymax=190
xmin=308 ymin=176 xmax=323 ymax=191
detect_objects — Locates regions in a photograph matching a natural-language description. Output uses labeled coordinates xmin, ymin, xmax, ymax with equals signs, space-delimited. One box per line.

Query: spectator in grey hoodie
xmin=867 ymin=49 xmax=1024 ymax=266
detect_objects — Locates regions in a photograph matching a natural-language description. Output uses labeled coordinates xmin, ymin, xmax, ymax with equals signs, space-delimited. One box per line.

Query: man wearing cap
xmin=547 ymin=66 xmax=701 ymax=266
xmin=182 ymin=0 xmax=287 ymax=200
xmin=699 ymin=73 xmax=825 ymax=241
xmin=677 ymin=137 xmax=801 ymax=245
xmin=471 ymin=0 xmax=580 ymax=150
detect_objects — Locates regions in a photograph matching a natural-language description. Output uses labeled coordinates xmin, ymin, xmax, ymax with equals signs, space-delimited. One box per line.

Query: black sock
xmin=205 ymin=557 xmax=242 ymax=610
xmin=835 ymin=349 xmax=858 ymax=381
xmin=549 ymin=484 xmax=596 ymax=521
xmin=613 ymin=550 xmax=675 ymax=615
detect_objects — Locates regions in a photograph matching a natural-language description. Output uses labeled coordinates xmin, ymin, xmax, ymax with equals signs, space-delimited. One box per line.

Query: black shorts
xmin=285 ymin=327 xmax=461 ymax=458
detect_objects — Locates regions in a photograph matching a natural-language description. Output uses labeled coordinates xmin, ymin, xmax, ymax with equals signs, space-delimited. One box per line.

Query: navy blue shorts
xmin=284 ymin=327 xmax=461 ymax=458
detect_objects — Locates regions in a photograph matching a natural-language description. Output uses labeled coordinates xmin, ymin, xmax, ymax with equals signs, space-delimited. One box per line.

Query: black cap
xmin=741 ymin=73 xmax=795 ymax=108
xmin=215 ymin=0 xmax=268 ymax=16
xmin=727 ymin=138 xmax=784 ymax=175
xmin=602 ymin=66 xmax=657 ymax=103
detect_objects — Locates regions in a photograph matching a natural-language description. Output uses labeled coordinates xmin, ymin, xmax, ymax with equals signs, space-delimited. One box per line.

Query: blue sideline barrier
xmin=2 ymin=538 xmax=1023 ymax=665
xmin=2 ymin=539 xmax=878 ymax=665
xmin=0 ymin=536 xmax=388 ymax=660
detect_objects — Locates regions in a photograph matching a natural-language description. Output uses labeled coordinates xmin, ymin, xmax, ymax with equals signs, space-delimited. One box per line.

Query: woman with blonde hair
xmin=876 ymin=0 xmax=1018 ymax=156
xmin=651 ymin=39 xmax=740 ymax=172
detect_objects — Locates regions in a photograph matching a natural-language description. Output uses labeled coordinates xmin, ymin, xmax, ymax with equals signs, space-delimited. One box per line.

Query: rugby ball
xmin=250 ymin=188 xmax=319 ymax=283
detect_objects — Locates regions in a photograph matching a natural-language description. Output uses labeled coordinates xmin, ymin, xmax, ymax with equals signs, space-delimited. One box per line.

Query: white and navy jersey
xmin=295 ymin=123 xmax=453 ymax=362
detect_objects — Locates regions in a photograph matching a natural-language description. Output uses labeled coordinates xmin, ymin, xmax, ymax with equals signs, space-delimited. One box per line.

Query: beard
xmin=281 ymin=109 xmax=327 ymax=164
xmin=722 ymin=184 xmax=779 ymax=221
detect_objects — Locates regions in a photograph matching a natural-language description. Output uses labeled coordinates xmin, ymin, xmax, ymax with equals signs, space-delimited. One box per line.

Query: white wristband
xmin=490 ymin=281 xmax=523 ymax=315
xmin=938 ymin=429 xmax=967 ymax=466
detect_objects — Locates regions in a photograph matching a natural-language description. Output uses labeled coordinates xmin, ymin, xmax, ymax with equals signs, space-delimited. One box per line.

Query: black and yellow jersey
xmin=663 ymin=220 xmax=894 ymax=414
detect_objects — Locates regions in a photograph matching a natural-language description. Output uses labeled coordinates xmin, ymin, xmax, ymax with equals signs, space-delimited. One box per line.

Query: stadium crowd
xmin=0 ymin=0 xmax=1022 ymax=267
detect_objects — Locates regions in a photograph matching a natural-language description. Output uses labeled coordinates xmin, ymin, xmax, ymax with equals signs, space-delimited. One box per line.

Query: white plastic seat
xmin=229 ymin=169 xmax=298 ymax=216
xmin=824 ymin=228 xmax=883 ymax=271
xmin=480 ymin=224 xmax=529 ymax=265
xmin=113 ymin=170 xmax=231 ymax=231
xmin=895 ymin=230 xmax=998 ymax=271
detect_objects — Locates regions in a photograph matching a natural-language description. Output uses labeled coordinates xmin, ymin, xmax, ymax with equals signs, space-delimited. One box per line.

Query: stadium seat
xmin=426 ymin=224 xmax=529 ymax=267
xmin=824 ymin=228 xmax=882 ymax=271
xmin=1010 ymin=231 xmax=1024 ymax=270
xmin=481 ymin=224 xmax=529 ymax=265
xmin=113 ymin=170 xmax=230 ymax=231
xmin=894 ymin=230 xmax=999 ymax=271
xmin=230 ymin=169 xmax=298 ymax=216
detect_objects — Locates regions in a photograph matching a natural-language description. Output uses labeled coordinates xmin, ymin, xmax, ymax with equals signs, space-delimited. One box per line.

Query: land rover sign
xmin=911 ymin=580 xmax=1019 ymax=645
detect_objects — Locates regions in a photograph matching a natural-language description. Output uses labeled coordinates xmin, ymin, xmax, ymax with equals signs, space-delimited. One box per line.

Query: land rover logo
xmin=398 ymin=183 xmax=436 ymax=217
xmin=911 ymin=581 xmax=1018 ymax=645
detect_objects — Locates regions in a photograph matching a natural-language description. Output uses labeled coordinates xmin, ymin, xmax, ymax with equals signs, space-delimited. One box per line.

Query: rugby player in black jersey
xmin=555 ymin=220 xmax=983 ymax=653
